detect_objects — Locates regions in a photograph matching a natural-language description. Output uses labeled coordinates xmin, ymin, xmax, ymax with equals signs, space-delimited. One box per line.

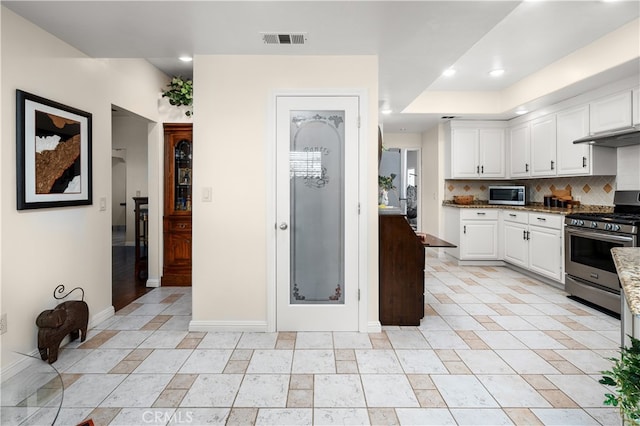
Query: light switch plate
xmin=99 ymin=197 xmax=107 ymax=211
xmin=202 ymin=187 xmax=212 ymax=202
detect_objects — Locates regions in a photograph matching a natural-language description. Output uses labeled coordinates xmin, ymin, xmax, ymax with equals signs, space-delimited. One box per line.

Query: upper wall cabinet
xmin=530 ymin=115 xmax=557 ymax=177
xmin=445 ymin=121 xmax=505 ymax=179
xmin=509 ymin=122 xmax=531 ymax=178
xmin=557 ymin=105 xmax=616 ymax=176
xmin=590 ymin=91 xmax=633 ymax=134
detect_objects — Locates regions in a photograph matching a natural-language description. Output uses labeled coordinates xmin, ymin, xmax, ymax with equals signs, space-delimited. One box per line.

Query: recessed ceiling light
xmin=442 ymin=68 xmax=456 ymax=77
xmin=381 ymin=109 xmax=393 ymax=115
xmin=179 ymin=56 xmax=193 ymax=62
xmin=515 ymin=109 xmax=528 ymax=115
xmin=489 ymin=68 xmax=505 ymax=77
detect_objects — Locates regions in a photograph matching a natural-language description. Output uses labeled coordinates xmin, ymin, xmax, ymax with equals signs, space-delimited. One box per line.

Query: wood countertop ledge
xmin=612 ymin=247 xmax=640 ymax=316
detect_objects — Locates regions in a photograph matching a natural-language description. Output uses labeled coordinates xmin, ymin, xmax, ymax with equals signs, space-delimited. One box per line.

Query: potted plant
xmin=162 ymin=76 xmax=193 ymax=117
xmin=378 ymin=173 xmax=396 ymax=206
xmin=600 ymin=335 xmax=640 ymax=425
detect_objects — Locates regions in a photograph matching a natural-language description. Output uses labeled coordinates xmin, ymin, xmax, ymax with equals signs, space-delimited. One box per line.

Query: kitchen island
xmin=612 ymin=247 xmax=640 ymax=347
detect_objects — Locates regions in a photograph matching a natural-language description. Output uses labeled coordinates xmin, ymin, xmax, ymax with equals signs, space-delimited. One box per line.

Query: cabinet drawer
xmin=165 ymin=218 xmax=192 ymax=232
xmin=502 ymin=210 xmax=528 ymax=224
xmin=461 ymin=209 xmax=498 ymax=220
xmin=528 ymin=212 xmax=562 ymax=230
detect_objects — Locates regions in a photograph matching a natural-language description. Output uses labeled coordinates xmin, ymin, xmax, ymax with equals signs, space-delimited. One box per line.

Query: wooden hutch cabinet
xmin=162 ymin=123 xmax=192 ymax=286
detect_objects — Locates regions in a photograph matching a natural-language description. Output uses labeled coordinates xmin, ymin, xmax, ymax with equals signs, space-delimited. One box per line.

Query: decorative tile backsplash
xmin=445 ymin=176 xmax=617 ymax=206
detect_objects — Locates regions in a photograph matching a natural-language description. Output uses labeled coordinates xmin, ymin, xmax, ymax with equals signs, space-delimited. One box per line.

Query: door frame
xmin=266 ymin=89 xmax=370 ymax=332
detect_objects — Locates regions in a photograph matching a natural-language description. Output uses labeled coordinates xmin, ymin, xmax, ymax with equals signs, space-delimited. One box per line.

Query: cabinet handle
xmin=509 ymin=213 xmax=516 ymax=217
xmin=463 ymin=225 xmax=467 ymax=234
xmin=550 ymin=160 xmax=555 ymax=170
xmin=525 ymin=163 xmax=529 ymax=172
xmin=476 ymin=212 xmax=486 ymax=215
xmin=476 ymin=165 xmax=480 ymax=174
xmin=481 ymin=165 xmax=484 ymax=174
xmin=583 ymin=156 xmax=587 ymax=168
xmin=523 ymin=230 xmax=527 ymax=240
xmin=527 ymin=231 xmax=531 ymax=240
xmin=179 ymin=223 xmax=186 ymax=229
xmin=537 ymin=217 xmax=546 ymax=221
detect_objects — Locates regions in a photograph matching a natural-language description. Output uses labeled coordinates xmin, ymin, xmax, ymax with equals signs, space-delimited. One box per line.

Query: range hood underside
xmin=573 ymin=126 xmax=640 ymax=148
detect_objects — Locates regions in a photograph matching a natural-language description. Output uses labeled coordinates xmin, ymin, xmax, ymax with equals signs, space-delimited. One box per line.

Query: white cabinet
xmin=530 ymin=115 xmax=557 ymax=177
xmin=557 ymin=105 xmax=617 ymax=176
xmin=460 ymin=209 xmax=499 ymax=260
xmin=557 ymin=105 xmax=590 ymax=176
xmin=502 ymin=211 xmax=529 ymax=268
xmin=503 ymin=211 xmax=563 ymax=282
xmin=590 ymin=91 xmax=633 ymax=134
xmin=446 ymin=122 xmax=506 ymax=179
xmin=509 ymin=122 xmax=531 ymax=178
xmin=443 ymin=207 xmax=498 ymax=260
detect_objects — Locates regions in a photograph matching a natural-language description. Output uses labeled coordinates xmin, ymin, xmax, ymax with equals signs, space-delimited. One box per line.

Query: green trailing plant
xmin=600 ymin=335 xmax=640 ymax=425
xmin=162 ymin=76 xmax=193 ymax=117
xmin=378 ymin=174 xmax=396 ymax=191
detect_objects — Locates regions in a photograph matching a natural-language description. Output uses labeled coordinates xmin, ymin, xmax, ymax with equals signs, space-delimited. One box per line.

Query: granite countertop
xmin=612 ymin=247 xmax=640 ymax=315
xmin=442 ymin=200 xmax=613 ymax=215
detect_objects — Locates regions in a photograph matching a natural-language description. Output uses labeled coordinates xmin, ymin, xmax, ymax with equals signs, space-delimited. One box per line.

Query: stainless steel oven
xmin=564 ymin=190 xmax=640 ymax=314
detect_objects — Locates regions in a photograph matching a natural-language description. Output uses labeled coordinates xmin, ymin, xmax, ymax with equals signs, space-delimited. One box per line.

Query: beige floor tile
xmin=444 ymin=361 xmax=472 ymax=374
xmin=224 ymin=360 xmax=249 ymax=374
xmin=424 ymin=305 xmax=438 ymax=316
xmin=557 ymin=339 xmax=588 ymax=350
xmin=407 ymin=374 xmax=436 ymax=390
xmin=83 ymin=407 xmax=121 ymax=426
xmin=186 ymin=331 xmax=206 ymax=339
xmin=275 ymin=339 xmax=295 ymax=349
xmin=167 ymin=374 xmax=198 ymax=389
xmin=109 ymin=360 xmax=141 ymax=374
xmin=367 ymin=408 xmax=400 ymax=425
xmin=534 ymin=349 xmax=565 ymax=361
xmin=522 ymin=375 xmax=557 ymax=390
xmin=415 ymin=389 xmax=447 ymax=407
xmin=539 ymin=389 xmax=579 ymax=407
xmin=483 ymin=322 xmax=506 ymax=331
xmin=79 ymin=330 xmax=118 ymax=349
xmin=152 ymin=389 xmax=188 ymax=407
xmin=177 ymin=338 xmax=201 ymax=349
xmin=371 ymin=339 xmax=393 ymax=349
xmin=140 ymin=322 xmax=162 ymax=331
xmin=435 ymin=349 xmax=460 ymax=362
xmin=290 ymin=374 xmax=314 ymax=390
xmin=504 ymin=408 xmax=544 ymax=425
xmin=60 ymin=373 xmax=83 ymax=389
xmin=150 ymin=314 xmax=172 ymax=323
xmin=336 ymin=360 xmax=359 ymax=373
xmin=231 ymin=349 xmax=253 ymax=361
xmin=226 ymin=408 xmax=258 ymax=425
xmin=287 ymin=389 xmax=313 ymax=407
xmin=335 ymin=349 xmax=356 ymax=361
xmin=278 ymin=332 xmax=297 ymax=340
xmin=549 ymin=360 xmax=584 ymax=374
xmin=564 ymin=321 xmax=591 ymax=331
xmin=465 ymin=339 xmax=491 ymax=350
xmin=116 ymin=303 xmax=142 ymax=315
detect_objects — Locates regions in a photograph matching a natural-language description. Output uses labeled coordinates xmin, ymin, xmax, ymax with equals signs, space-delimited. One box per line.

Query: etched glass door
xmin=276 ymin=96 xmax=359 ymax=331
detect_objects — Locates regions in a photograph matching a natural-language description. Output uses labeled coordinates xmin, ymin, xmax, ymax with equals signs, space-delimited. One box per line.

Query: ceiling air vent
xmin=261 ymin=32 xmax=307 ymax=45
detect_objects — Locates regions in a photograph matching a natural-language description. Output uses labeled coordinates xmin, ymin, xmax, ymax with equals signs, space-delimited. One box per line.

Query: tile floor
xmin=2 ymin=249 xmax=623 ymax=425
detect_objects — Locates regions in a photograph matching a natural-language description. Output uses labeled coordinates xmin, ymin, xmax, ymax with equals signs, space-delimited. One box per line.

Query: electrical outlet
xmin=0 ymin=313 xmax=7 ymax=335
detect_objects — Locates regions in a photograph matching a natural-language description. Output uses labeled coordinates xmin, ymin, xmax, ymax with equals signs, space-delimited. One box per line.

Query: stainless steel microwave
xmin=488 ymin=185 xmax=526 ymax=205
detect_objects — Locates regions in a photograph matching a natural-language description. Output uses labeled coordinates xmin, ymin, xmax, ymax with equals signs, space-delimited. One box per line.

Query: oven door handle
xmin=565 ymin=227 xmax=634 ymax=244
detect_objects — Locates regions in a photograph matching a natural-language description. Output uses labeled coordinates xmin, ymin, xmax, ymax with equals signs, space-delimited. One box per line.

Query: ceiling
xmin=3 ymin=1 xmax=639 ymax=132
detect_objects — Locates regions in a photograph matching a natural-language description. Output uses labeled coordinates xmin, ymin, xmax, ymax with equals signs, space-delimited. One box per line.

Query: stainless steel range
xmin=564 ymin=190 xmax=640 ymax=315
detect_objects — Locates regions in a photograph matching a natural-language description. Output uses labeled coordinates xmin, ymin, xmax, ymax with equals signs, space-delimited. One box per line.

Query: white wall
xmin=422 ymin=125 xmax=443 ymax=236
xmin=112 ymin=116 xmax=150 ymax=245
xmin=191 ymin=55 xmax=378 ymax=328
xmin=1 ymin=7 xmax=168 ymax=371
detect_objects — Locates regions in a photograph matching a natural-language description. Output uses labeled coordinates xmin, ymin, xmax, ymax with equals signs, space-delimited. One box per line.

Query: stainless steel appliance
xmin=488 ymin=185 xmax=526 ymax=206
xmin=564 ymin=190 xmax=640 ymax=314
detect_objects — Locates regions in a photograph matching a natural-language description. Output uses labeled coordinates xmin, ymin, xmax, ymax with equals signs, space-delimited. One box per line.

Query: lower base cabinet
xmin=379 ymin=214 xmax=425 ymax=326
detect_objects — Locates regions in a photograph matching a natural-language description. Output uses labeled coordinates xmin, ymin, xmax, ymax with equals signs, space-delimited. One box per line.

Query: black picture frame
xmin=16 ymin=90 xmax=92 ymax=210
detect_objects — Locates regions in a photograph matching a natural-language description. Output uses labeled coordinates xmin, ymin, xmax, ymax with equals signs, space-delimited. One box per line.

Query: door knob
xmin=279 ymin=222 xmax=288 ymax=230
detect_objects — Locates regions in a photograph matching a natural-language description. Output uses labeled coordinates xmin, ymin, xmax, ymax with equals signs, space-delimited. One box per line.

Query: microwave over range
xmin=488 ymin=185 xmax=526 ymax=206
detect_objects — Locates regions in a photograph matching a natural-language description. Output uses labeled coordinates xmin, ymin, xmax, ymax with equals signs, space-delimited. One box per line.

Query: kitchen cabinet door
xmin=590 ymin=91 xmax=632 ymax=134
xmin=509 ymin=122 xmax=531 ymax=178
xmin=451 ymin=128 xmax=480 ymax=178
xmin=460 ymin=221 xmax=498 ymax=260
xmin=528 ymin=225 xmax=563 ymax=281
xmin=479 ymin=128 xmax=505 ymax=178
xmin=633 ymin=87 xmax=639 ymax=126
xmin=503 ymin=221 xmax=528 ymax=268
xmin=557 ymin=105 xmax=590 ymax=176
xmin=531 ymin=115 xmax=557 ymax=177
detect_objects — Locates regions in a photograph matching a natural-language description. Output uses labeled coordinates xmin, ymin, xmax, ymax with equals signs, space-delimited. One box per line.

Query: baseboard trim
xmin=89 ymin=306 xmax=115 ymax=329
xmin=146 ymin=278 xmax=161 ymax=288
xmin=1 ymin=349 xmax=42 ymax=383
xmin=189 ymin=320 xmax=269 ymax=332
xmin=367 ymin=321 xmax=382 ymax=333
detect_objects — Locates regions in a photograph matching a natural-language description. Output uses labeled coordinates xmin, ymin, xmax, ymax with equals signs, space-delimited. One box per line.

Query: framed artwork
xmin=16 ymin=90 xmax=92 ymax=210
